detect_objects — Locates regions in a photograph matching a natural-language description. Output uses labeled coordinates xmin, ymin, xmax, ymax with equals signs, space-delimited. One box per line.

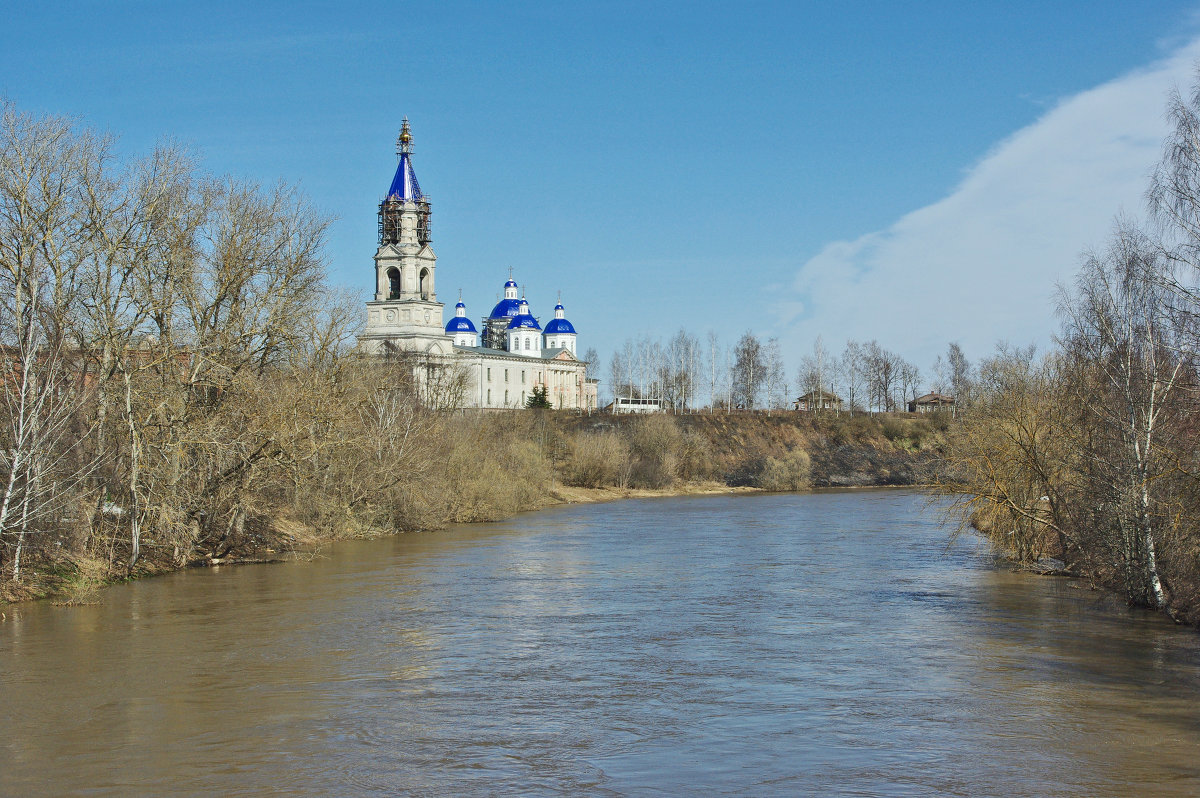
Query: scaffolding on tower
xmin=378 ymin=117 xmax=433 ymax=246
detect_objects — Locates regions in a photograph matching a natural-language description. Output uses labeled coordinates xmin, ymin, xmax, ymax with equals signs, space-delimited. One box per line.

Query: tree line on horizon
xmin=603 ymin=329 xmax=969 ymax=414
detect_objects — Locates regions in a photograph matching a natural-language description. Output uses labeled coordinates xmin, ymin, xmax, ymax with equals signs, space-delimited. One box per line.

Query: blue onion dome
xmin=445 ymin=300 xmax=477 ymax=333
xmin=543 ymin=301 xmax=576 ymax=334
xmin=543 ymin=318 xmax=576 ymax=334
xmin=489 ymin=277 xmax=523 ymax=319
xmin=507 ymin=297 xmax=542 ymax=330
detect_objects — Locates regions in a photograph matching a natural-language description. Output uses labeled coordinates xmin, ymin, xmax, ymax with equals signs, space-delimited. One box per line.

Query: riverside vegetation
xmin=0 ymin=100 xmax=945 ymax=605
xmin=935 ymin=71 xmax=1200 ymax=626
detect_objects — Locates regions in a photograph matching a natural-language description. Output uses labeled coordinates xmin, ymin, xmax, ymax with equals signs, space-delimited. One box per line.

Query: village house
xmin=794 ymin=390 xmax=843 ymax=412
xmin=907 ymin=392 xmax=955 ymax=413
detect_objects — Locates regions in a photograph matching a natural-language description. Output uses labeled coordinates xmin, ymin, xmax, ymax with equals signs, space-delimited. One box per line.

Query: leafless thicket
xmin=0 ymin=102 xmax=449 ymax=597
xmin=938 ymin=72 xmax=1200 ymax=622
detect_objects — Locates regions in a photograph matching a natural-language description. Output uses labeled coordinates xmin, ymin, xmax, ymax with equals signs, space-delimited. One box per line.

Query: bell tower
xmin=361 ymin=118 xmax=451 ymax=355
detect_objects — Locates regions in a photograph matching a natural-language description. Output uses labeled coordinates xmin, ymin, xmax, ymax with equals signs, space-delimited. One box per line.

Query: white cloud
xmin=778 ymin=38 xmax=1200 ymax=370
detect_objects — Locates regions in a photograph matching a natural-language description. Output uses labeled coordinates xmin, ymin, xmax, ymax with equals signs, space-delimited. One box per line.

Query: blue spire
xmin=387 ymin=155 xmax=423 ymax=201
xmin=386 ymin=118 xmax=423 ymax=201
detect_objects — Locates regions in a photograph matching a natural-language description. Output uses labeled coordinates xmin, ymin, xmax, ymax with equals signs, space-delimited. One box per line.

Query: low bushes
xmin=561 ymin=432 xmax=630 ymax=488
xmin=755 ymin=448 xmax=812 ymax=491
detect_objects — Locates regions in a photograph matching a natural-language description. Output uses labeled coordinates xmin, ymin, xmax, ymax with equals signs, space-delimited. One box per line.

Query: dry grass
xmin=51 ymin=554 xmax=111 ymax=606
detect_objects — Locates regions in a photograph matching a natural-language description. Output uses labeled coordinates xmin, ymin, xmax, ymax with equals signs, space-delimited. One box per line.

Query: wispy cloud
xmin=776 ymin=37 xmax=1200 ymax=370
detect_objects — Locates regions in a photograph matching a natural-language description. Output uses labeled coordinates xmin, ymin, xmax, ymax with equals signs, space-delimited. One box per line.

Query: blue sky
xmin=5 ymin=1 xmax=1200 ymax=386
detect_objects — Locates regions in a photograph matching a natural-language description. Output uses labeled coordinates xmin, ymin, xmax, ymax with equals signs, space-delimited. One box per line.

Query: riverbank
xmin=2 ymin=410 xmax=948 ymax=606
xmin=548 ymin=481 xmax=764 ymax=506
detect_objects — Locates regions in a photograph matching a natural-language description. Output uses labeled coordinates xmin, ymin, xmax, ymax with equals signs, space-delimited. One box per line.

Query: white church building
xmin=358 ymin=120 xmax=598 ymax=411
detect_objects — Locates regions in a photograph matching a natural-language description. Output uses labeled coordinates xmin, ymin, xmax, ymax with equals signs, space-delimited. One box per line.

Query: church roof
xmin=387 ymin=153 xmax=423 ymax=202
xmin=452 ymin=345 xmax=572 ymax=363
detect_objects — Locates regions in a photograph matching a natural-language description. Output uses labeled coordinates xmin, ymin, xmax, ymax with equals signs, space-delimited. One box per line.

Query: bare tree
xmin=582 ymin=347 xmax=599 ymax=381
xmin=899 ymin=359 xmax=921 ymax=411
xmin=608 ymin=346 xmax=628 ymax=402
xmin=937 ymin=344 xmax=1078 ymax=565
xmin=731 ymin=331 xmax=764 ymax=409
xmin=930 ymin=354 xmax=948 ymax=394
xmin=863 ymin=340 xmax=902 ymax=412
xmin=1059 ymin=222 xmax=1189 ymax=612
xmin=0 ymin=103 xmax=105 ymax=579
xmin=946 ymin=342 xmax=972 ymax=407
xmin=762 ymin=337 xmax=786 ymax=413
xmin=667 ymin=329 xmax=699 ymax=412
xmin=839 ymin=340 xmax=867 ymax=414
xmin=799 ymin=335 xmax=834 ymax=412
xmin=706 ymin=331 xmax=721 ymax=412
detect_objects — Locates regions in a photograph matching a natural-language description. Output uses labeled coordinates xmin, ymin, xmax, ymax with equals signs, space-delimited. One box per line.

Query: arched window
xmin=524 ymin=337 xmax=531 ymax=350
xmin=387 ymin=267 xmax=401 ymax=299
xmin=419 ymin=268 xmax=430 ymax=299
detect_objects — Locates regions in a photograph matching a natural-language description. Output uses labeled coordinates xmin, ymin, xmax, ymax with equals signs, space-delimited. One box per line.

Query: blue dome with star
xmin=507 ymin=297 xmax=541 ymax=330
xmin=544 ymin=301 xmax=576 ymax=334
xmin=446 ymin=299 xmax=477 ymax=333
xmin=489 ymin=278 xmax=523 ymax=319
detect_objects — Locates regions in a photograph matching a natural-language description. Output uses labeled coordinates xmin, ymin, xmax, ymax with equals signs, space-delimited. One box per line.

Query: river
xmin=2 ymin=490 xmax=1199 ymax=796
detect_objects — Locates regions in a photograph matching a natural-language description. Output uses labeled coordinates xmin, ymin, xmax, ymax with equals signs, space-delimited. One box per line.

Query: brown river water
xmin=2 ymin=489 xmax=1200 ymax=796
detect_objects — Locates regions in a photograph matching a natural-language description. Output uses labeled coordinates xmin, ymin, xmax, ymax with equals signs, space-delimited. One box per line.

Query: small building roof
xmin=452 ymin=345 xmax=577 ymax=364
xmin=796 ymin=389 xmax=842 ymax=402
xmin=913 ymin=392 xmax=955 ymax=404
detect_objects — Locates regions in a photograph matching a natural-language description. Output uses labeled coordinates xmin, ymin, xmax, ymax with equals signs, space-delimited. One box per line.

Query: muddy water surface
xmin=2 ymin=490 xmax=1199 ymax=796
